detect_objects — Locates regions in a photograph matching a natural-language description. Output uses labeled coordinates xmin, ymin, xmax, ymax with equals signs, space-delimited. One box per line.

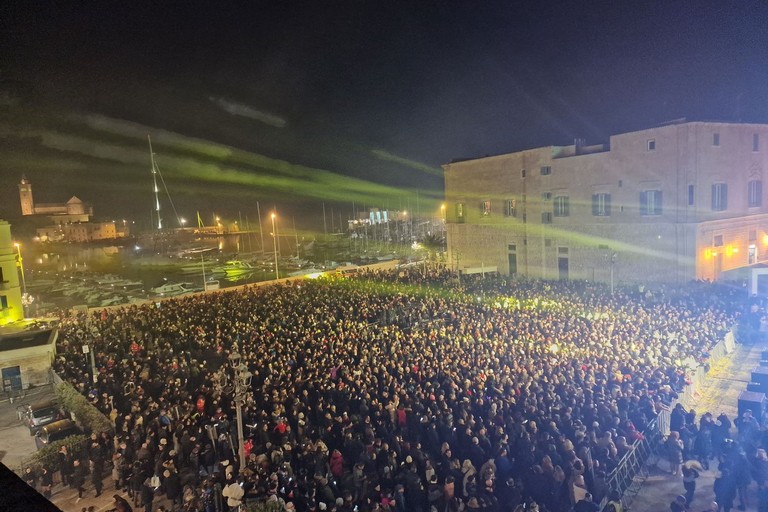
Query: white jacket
xmin=222 ymin=482 xmax=244 ymax=507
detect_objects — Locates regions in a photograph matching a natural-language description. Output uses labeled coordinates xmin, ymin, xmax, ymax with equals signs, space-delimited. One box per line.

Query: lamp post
xmin=14 ymin=243 xmax=26 ymax=318
xmin=271 ymin=213 xmax=279 ymax=280
xmin=216 ymin=345 xmax=252 ymax=470
xmin=609 ymin=252 xmax=617 ymax=295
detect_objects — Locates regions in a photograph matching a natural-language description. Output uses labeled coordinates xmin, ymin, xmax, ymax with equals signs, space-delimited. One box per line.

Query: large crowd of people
xmin=39 ymin=268 xmax=756 ymax=511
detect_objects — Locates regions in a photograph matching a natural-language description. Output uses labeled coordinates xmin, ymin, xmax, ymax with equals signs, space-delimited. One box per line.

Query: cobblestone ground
xmin=630 ymin=341 xmax=764 ymax=512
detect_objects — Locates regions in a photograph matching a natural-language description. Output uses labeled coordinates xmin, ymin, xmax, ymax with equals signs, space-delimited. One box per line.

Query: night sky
xmin=1 ymin=1 xmax=767 ymax=231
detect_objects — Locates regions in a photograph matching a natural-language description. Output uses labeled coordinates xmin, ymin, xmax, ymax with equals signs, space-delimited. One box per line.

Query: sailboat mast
xmin=148 ymin=135 xmax=162 ymax=230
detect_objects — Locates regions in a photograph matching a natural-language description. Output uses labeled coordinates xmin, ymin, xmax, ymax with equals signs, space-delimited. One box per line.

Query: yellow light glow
xmin=704 ymin=249 xmax=712 ymax=259
xmin=306 ymin=272 xmax=324 ymax=279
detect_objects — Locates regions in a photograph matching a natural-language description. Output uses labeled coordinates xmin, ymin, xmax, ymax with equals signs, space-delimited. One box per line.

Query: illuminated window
xmin=711 ymin=183 xmax=728 ymax=211
xmin=540 ymin=166 xmax=552 ymax=175
xmin=504 ymin=199 xmax=517 ymax=217
xmin=480 ymin=200 xmax=491 ymax=216
xmin=647 ymin=139 xmax=656 ymax=151
xmin=553 ymin=196 xmax=570 ymax=217
xmin=749 ymin=180 xmax=762 ymax=208
xmin=640 ymin=190 xmax=662 ymax=215
xmin=592 ymin=193 xmax=611 ymax=216
xmin=456 ymin=203 xmax=465 ymax=223
xmin=713 ymin=133 xmax=720 ymax=146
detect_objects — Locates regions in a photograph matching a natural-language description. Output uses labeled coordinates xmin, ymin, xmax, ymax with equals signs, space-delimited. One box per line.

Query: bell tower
xmin=18 ymin=175 xmax=34 ymax=216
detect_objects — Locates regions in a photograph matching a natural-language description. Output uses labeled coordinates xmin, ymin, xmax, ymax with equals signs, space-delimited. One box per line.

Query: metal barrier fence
xmin=602 ymin=329 xmax=736 ymax=510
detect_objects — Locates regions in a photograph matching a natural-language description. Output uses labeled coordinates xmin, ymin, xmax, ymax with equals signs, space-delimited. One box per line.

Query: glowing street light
xmin=271 ymin=213 xmax=279 ymax=280
xmin=14 ymin=242 xmax=27 ymax=318
xmin=179 ymin=217 xmax=187 ymax=227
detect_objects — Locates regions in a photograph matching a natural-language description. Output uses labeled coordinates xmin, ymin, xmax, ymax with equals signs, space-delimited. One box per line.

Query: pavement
xmin=630 ymin=340 xmax=766 ymax=512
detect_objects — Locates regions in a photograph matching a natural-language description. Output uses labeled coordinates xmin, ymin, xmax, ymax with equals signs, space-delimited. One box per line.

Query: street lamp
xmin=216 ymin=345 xmax=252 ymax=470
xmin=14 ymin=243 xmax=26 ymax=318
xmin=271 ymin=213 xmax=279 ymax=280
xmin=609 ymin=252 xmax=618 ymax=295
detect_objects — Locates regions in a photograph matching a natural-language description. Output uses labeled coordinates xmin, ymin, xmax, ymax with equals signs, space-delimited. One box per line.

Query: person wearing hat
xmin=670 ymin=495 xmax=689 ymax=512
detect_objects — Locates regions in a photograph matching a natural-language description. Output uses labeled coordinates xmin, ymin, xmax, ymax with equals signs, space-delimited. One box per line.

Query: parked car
xmin=34 ymin=419 xmax=81 ymax=450
xmin=24 ymin=399 xmax=67 ymax=435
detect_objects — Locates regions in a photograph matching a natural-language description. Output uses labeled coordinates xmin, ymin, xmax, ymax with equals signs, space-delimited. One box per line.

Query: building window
xmin=540 ymin=166 xmax=552 ymax=175
xmin=456 ymin=203 xmax=465 ymax=223
xmin=749 ymin=180 xmax=763 ymax=208
xmin=521 ymin=169 xmax=526 ymax=178
xmin=713 ymin=133 xmax=720 ymax=146
xmin=640 ymin=190 xmax=662 ymax=216
xmin=754 ymin=133 xmax=760 ymax=152
xmin=647 ymin=139 xmax=656 ymax=151
xmin=541 ymin=212 xmax=552 ymax=224
xmin=541 ymin=192 xmax=552 ymax=201
xmin=504 ymin=199 xmax=517 ymax=217
xmin=553 ymin=196 xmax=570 ymax=217
xmin=592 ymin=193 xmax=611 ymax=216
xmin=481 ymin=200 xmax=491 ymax=216
xmin=750 ymin=229 xmax=757 ymax=242
xmin=508 ymin=244 xmax=516 ymax=251
xmin=688 ymin=184 xmax=695 ymax=206
xmin=711 ymin=183 xmax=728 ymax=211
xmin=714 ymin=234 xmax=723 ymax=247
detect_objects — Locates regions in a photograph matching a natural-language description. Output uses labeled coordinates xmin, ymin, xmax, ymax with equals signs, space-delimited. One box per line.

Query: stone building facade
xmin=0 ymin=220 xmax=23 ymax=324
xmin=443 ymin=121 xmax=768 ymax=283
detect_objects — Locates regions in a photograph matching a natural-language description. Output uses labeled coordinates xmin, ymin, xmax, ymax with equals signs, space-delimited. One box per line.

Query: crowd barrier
xmin=602 ymin=328 xmax=736 ymax=510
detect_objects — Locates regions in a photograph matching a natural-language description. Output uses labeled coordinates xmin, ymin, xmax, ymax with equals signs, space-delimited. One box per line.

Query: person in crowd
xmin=667 ymin=432 xmax=684 ymax=477
xmin=71 ymin=459 xmax=86 ymax=502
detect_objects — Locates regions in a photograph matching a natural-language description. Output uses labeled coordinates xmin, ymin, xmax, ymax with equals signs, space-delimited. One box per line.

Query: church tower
xmin=18 ymin=175 xmax=34 ymax=216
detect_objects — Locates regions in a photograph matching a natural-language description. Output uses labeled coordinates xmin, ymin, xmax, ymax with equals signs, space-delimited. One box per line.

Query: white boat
xmin=92 ymin=274 xmax=126 ymax=285
xmin=214 ymin=260 xmax=255 ymax=277
xmin=150 ymin=282 xmax=201 ymax=297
